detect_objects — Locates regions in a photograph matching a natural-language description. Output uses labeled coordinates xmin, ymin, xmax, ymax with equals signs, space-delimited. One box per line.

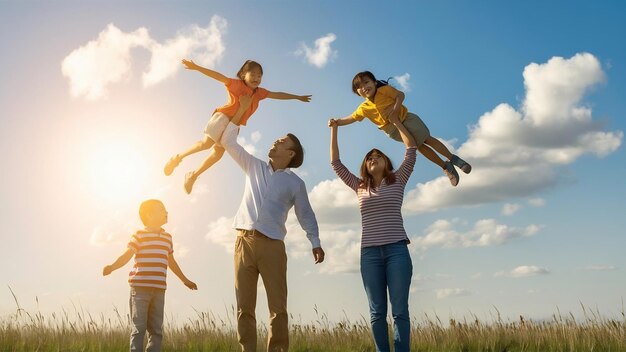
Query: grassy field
xmin=3 ymin=290 xmax=626 ymax=351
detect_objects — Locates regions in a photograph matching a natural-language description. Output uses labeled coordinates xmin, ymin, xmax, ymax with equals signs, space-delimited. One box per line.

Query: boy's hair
xmin=237 ymin=60 xmax=264 ymax=80
xmin=139 ymin=199 xmax=165 ymax=226
xmin=351 ymin=71 xmax=392 ymax=95
xmin=286 ymin=133 xmax=304 ymax=168
xmin=359 ymin=148 xmax=396 ymax=190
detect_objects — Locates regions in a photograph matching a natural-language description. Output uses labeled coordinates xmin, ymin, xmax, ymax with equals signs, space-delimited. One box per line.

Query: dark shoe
xmin=184 ymin=171 xmax=197 ymax=194
xmin=164 ymin=155 xmax=182 ymax=176
xmin=451 ymin=154 xmax=472 ymax=174
xmin=443 ymin=162 xmax=459 ymax=186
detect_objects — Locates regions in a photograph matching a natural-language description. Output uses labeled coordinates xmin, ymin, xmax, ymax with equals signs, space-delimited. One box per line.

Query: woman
xmin=328 ymin=113 xmax=416 ymax=352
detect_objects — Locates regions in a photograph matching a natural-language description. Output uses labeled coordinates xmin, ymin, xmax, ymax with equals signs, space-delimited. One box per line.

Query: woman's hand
xmin=328 ymin=118 xmax=338 ymax=128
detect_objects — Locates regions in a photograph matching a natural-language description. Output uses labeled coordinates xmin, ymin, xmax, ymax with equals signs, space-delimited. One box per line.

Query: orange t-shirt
xmin=215 ymin=78 xmax=270 ymax=126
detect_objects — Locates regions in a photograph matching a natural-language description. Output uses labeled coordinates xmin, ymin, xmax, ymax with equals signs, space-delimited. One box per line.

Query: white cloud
xmin=495 ymin=265 xmax=550 ymax=278
xmin=528 ymin=198 xmax=546 ymax=207
xmin=237 ymin=135 xmax=259 ymax=156
xmin=143 ymin=17 xmax=227 ymax=86
xmin=403 ymin=53 xmax=622 ymax=213
xmin=435 ymin=288 xmax=472 ymax=299
xmin=250 ymin=131 xmax=262 ymax=143
xmin=308 ymin=178 xmax=360 ymax=225
xmin=413 ymin=218 xmax=540 ymax=249
xmin=62 ymin=16 xmax=227 ymax=100
xmin=295 ymin=33 xmax=337 ymax=68
xmin=502 ymin=203 xmax=521 ymax=216
xmin=204 ymin=216 xmax=236 ymax=253
xmin=393 ymin=73 xmax=411 ymax=92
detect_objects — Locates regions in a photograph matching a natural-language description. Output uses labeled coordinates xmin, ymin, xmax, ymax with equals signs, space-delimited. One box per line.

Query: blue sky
xmin=1 ymin=1 xmax=625 ymax=324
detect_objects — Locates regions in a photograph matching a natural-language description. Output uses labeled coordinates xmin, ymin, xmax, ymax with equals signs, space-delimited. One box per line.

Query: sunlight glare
xmin=88 ymin=140 xmax=148 ymax=203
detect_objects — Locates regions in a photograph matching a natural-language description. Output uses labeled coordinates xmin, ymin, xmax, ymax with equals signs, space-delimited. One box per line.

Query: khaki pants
xmin=235 ymin=229 xmax=288 ymax=352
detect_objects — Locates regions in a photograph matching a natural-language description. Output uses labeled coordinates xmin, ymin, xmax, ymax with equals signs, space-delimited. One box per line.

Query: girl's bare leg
xmin=184 ymin=145 xmax=225 ymax=194
xmin=423 ymin=136 xmax=453 ymax=160
xmin=164 ymin=136 xmax=215 ymax=176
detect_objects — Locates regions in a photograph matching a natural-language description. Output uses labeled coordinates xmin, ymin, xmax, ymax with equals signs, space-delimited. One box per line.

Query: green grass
xmin=3 ymin=288 xmax=626 ymax=351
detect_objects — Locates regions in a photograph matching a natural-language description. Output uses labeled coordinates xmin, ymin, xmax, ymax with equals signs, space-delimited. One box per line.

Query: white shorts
xmin=203 ymin=112 xmax=231 ymax=145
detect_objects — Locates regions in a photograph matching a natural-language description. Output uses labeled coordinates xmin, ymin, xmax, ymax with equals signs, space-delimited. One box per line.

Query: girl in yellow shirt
xmin=330 ymin=71 xmax=471 ymax=186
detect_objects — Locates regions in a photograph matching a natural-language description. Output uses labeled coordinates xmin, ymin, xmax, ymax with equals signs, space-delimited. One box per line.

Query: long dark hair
xmin=359 ymin=148 xmax=396 ymax=190
xmin=351 ymin=71 xmax=392 ymax=96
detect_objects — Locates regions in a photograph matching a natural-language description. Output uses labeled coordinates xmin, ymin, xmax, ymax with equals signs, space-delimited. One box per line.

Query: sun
xmin=87 ymin=140 xmax=148 ymax=203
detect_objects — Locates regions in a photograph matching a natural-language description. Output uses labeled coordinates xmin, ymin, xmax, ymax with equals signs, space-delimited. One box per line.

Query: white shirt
xmin=220 ymin=123 xmax=321 ymax=248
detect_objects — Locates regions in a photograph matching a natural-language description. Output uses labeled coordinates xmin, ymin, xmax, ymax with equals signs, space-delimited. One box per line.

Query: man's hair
xmin=286 ymin=133 xmax=304 ymax=168
xmin=139 ymin=199 xmax=164 ymax=226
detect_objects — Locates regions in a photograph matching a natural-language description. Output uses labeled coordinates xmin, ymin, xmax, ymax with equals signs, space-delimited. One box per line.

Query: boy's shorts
xmin=203 ymin=111 xmax=231 ymax=145
xmin=382 ymin=112 xmax=430 ymax=146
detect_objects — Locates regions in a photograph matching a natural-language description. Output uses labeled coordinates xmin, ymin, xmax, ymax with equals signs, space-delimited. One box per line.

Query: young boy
xmin=103 ymin=199 xmax=197 ymax=352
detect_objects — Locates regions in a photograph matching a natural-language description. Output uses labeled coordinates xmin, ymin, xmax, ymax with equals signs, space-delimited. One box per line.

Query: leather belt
xmin=238 ymin=229 xmax=271 ymax=240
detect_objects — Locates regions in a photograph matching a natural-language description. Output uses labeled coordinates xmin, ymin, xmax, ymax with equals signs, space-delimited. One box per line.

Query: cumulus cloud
xmin=295 ymin=33 xmax=337 ymax=68
xmin=393 ymin=73 xmax=411 ymax=92
xmin=403 ymin=53 xmax=622 ymax=213
xmin=495 ymin=265 xmax=550 ymax=278
xmin=62 ymin=16 xmax=227 ymax=100
xmin=435 ymin=288 xmax=472 ymax=299
xmin=502 ymin=203 xmax=521 ymax=216
xmin=205 ymin=216 xmax=237 ymax=253
xmin=308 ymin=178 xmax=360 ymax=225
xmin=528 ymin=198 xmax=546 ymax=207
xmin=413 ymin=218 xmax=540 ymax=249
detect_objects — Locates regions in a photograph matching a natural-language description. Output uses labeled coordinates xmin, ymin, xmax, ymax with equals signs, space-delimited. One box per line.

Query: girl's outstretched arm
xmin=182 ymin=59 xmax=228 ymax=83
xmin=267 ymin=91 xmax=311 ymax=102
xmin=333 ymin=115 xmax=357 ymax=126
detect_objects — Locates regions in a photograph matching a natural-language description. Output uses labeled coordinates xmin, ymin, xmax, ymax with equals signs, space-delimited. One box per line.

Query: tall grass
xmin=3 ymin=287 xmax=626 ymax=351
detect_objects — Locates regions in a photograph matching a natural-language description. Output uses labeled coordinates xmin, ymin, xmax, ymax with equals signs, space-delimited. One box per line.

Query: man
xmin=220 ymin=102 xmax=325 ymax=352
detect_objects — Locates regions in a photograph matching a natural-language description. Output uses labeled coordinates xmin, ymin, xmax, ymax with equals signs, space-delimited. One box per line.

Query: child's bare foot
xmin=184 ymin=171 xmax=197 ymax=194
xmin=164 ymin=155 xmax=182 ymax=176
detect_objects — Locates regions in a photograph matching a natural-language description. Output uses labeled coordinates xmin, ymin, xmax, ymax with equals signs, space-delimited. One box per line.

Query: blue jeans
xmin=129 ymin=287 xmax=165 ymax=352
xmin=360 ymin=241 xmax=412 ymax=352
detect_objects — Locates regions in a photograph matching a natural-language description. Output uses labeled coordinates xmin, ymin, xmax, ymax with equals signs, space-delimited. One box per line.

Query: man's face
xmin=268 ymin=135 xmax=295 ymax=161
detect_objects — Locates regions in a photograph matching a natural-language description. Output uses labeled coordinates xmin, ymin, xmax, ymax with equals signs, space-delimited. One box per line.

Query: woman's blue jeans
xmin=360 ymin=241 xmax=412 ymax=352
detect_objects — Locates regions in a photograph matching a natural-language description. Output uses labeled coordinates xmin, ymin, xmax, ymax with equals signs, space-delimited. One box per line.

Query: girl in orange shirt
xmin=164 ymin=59 xmax=311 ymax=193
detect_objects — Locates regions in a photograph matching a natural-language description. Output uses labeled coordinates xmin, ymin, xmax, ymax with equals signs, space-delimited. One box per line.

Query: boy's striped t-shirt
xmin=127 ymin=229 xmax=173 ymax=290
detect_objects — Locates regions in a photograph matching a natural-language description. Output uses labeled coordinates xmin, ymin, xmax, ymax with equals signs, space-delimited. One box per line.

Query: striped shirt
xmin=331 ymin=147 xmax=416 ymax=248
xmin=127 ymin=229 xmax=173 ymax=290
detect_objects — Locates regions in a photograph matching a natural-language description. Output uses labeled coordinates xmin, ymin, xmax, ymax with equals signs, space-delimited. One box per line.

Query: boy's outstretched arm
xmin=182 ymin=59 xmax=228 ymax=83
xmin=168 ymin=254 xmax=198 ymax=290
xmin=267 ymin=91 xmax=311 ymax=102
xmin=103 ymin=249 xmax=133 ymax=276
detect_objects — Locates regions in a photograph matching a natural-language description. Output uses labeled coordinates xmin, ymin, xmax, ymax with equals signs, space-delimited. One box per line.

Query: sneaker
xmin=443 ymin=161 xmax=459 ymax=186
xmin=184 ymin=171 xmax=197 ymax=194
xmin=164 ymin=155 xmax=182 ymax=176
xmin=451 ymin=154 xmax=472 ymax=174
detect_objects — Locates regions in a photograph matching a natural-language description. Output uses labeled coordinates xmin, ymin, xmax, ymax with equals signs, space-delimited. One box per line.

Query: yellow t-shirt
xmin=352 ymin=85 xmax=408 ymax=129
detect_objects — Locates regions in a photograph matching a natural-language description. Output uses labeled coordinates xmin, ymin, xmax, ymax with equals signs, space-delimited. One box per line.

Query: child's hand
xmin=298 ymin=95 xmax=312 ymax=103
xmin=182 ymin=59 xmax=197 ymax=70
xmin=102 ymin=265 xmax=113 ymax=276
xmin=328 ymin=118 xmax=338 ymax=128
xmin=184 ymin=280 xmax=198 ymax=290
